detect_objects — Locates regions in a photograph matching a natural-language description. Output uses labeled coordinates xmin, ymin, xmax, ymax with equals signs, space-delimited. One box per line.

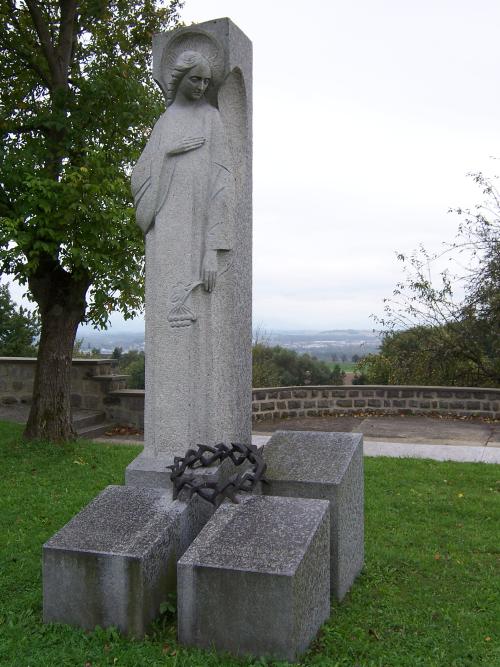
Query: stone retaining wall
xmin=0 ymin=357 xmax=127 ymax=412
xmin=104 ymin=389 xmax=145 ymax=429
xmin=251 ymin=385 xmax=500 ymax=421
xmin=1 ymin=358 xmax=499 ymax=425
xmin=106 ymin=384 xmax=500 ymax=429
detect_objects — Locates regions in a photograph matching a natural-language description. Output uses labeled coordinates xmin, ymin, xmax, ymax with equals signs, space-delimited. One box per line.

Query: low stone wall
xmin=251 ymin=386 xmax=500 ymax=421
xmin=105 ymin=384 xmax=500 ymax=429
xmin=2 ymin=357 xmax=499 ymax=426
xmin=104 ymin=389 xmax=145 ymax=429
xmin=0 ymin=357 xmax=127 ymax=412
xmin=0 ymin=358 xmax=37 ymax=405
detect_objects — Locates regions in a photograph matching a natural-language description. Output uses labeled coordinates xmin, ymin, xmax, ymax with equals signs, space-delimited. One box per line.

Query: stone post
xmin=127 ymin=19 xmax=252 ymax=488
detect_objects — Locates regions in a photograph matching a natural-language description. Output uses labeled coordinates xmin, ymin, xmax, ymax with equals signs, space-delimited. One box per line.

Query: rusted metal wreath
xmin=167 ymin=442 xmax=267 ymax=506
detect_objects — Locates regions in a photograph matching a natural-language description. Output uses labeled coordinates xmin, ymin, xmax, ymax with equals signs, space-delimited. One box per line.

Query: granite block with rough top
xmin=177 ymin=494 xmax=330 ymax=661
xmin=43 ymin=485 xmax=204 ymax=637
xmin=262 ymin=430 xmax=364 ymax=601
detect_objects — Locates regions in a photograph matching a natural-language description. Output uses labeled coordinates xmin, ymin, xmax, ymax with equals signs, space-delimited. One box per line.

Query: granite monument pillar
xmin=127 ymin=19 xmax=252 ymax=487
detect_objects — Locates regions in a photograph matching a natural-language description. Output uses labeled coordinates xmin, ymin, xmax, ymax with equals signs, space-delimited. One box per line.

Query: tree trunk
xmin=24 ymin=262 xmax=90 ymax=442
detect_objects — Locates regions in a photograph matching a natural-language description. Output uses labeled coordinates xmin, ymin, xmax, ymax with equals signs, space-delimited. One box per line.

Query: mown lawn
xmin=0 ymin=420 xmax=498 ymax=667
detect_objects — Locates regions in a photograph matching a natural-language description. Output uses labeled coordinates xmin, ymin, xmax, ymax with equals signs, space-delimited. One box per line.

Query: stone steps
xmin=76 ymin=421 xmax=118 ymax=440
xmin=90 ymin=374 xmax=129 ymax=392
xmin=72 ymin=410 xmax=106 ymax=430
xmin=73 ymin=410 xmax=116 ymax=439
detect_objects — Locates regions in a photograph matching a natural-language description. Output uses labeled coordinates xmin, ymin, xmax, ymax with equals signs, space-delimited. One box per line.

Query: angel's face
xmin=178 ymin=63 xmax=211 ymax=102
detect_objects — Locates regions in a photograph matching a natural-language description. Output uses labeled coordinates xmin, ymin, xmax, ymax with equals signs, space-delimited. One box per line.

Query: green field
xmin=1 ymin=420 xmax=499 ymax=666
xmin=326 ymin=361 xmax=357 ymax=373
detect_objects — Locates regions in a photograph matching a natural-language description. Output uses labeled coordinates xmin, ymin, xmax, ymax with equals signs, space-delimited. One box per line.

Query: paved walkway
xmin=1 ymin=404 xmax=499 ymax=463
xmin=252 ymin=414 xmax=500 ymax=463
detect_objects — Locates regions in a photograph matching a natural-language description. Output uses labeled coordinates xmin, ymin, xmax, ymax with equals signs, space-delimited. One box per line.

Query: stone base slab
xmin=177 ymin=494 xmax=330 ymax=661
xmin=262 ymin=430 xmax=364 ymax=601
xmin=43 ymin=485 xmax=189 ymax=637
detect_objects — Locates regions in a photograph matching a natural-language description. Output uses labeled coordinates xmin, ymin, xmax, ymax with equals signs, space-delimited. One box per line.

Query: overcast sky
xmin=176 ymin=0 xmax=500 ymax=332
xmin=8 ymin=0 xmax=500 ymax=333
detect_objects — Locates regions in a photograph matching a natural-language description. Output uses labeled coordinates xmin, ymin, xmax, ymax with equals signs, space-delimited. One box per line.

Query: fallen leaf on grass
xmin=434 ymin=553 xmax=441 ymax=560
xmin=105 ymin=425 xmax=142 ymax=437
xmin=73 ymin=458 xmax=87 ymax=465
xmin=162 ymin=644 xmax=177 ymax=656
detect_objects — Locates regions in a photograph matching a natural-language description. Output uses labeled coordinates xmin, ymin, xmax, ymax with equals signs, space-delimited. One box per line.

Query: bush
xmin=113 ymin=344 xmax=345 ymax=391
xmin=375 ymin=171 xmax=500 ymax=388
xmin=356 ymin=325 xmax=491 ymax=386
xmin=252 ymin=343 xmax=343 ymax=387
xmin=118 ymin=350 xmax=145 ymax=389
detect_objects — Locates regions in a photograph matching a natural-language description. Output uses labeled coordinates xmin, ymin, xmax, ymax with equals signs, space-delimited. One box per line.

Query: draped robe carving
xmin=132 ymin=99 xmax=236 ymax=455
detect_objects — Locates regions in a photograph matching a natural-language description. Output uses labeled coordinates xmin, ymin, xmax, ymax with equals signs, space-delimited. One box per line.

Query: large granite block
xmin=43 ymin=485 xmax=195 ymax=637
xmin=177 ymin=494 xmax=330 ymax=661
xmin=262 ymin=430 xmax=364 ymax=600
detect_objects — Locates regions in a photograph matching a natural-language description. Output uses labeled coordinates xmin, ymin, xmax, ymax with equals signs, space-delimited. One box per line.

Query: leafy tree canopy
xmin=0 ymin=0 xmax=182 ymax=326
xmin=0 ymin=283 xmax=39 ymax=356
xmin=0 ymin=0 xmax=182 ymax=440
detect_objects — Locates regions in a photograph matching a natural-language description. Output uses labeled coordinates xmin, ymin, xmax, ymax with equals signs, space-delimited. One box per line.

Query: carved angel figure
xmin=131 ymin=49 xmax=236 ymax=454
xmin=132 ymin=50 xmax=234 ymax=306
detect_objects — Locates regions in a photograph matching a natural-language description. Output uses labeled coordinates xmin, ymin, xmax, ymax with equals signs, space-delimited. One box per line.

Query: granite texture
xmin=43 ymin=485 xmax=192 ymax=637
xmin=177 ymin=494 xmax=330 ymax=661
xmin=262 ymin=430 xmax=364 ymax=600
xmin=125 ymin=451 xmax=177 ymax=489
xmin=129 ymin=18 xmax=252 ymax=476
xmin=125 ymin=448 xmax=237 ymax=492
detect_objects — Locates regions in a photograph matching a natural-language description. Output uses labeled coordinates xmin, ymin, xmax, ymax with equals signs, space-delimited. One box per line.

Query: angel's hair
xmin=167 ymin=50 xmax=211 ymax=106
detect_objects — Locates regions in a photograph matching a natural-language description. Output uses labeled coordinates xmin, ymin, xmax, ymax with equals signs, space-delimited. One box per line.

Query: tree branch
xmin=56 ymin=0 xmax=78 ymax=83
xmin=1 ymin=0 xmax=53 ymax=89
xmin=24 ymin=0 xmax=58 ymax=84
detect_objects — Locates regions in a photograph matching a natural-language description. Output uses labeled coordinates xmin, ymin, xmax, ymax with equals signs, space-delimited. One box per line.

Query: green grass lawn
xmin=0 ymin=420 xmax=499 ymax=667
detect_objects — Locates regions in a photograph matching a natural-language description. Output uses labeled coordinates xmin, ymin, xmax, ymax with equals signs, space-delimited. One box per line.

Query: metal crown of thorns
xmin=167 ymin=442 xmax=267 ymax=506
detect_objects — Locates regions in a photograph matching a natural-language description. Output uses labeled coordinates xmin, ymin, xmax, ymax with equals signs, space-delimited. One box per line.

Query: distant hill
xmin=76 ymin=330 xmax=145 ymax=355
xmin=76 ymin=328 xmax=380 ymax=361
xmin=265 ymin=330 xmax=380 ymax=361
